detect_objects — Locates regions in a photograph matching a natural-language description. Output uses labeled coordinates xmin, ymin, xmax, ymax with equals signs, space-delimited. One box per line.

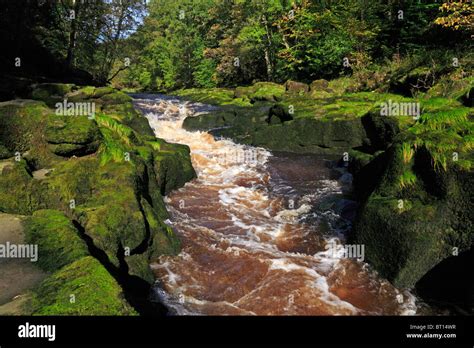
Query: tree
xmin=434 ymin=0 xmax=474 ymax=34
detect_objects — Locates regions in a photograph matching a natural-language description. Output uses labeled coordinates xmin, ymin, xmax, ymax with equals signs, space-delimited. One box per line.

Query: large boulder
xmin=24 ymin=209 xmax=89 ymax=272
xmin=234 ymin=82 xmax=285 ymax=102
xmin=352 ymin=143 xmax=473 ymax=289
xmin=310 ymin=79 xmax=329 ymax=91
xmin=45 ymin=116 xmax=102 ymax=157
xmin=309 ymin=79 xmax=335 ymax=99
xmin=351 ymin=100 xmax=474 ymax=293
xmin=28 ymin=256 xmax=138 ymax=315
xmin=183 ymin=104 xmax=368 ymax=155
xmin=31 ymin=83 xmax=75 ymax=107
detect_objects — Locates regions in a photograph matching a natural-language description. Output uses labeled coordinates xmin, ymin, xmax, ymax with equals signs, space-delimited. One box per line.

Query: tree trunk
xmin=261 ymin=14 xmax=274 ymax=81
xmin=65 ymin=2 xmax=80 ymax=68
xmin=277 ymin=24 xmax=291 ymax=50
xmin=101 ymin=4 xmax=126 ymax=82
xmin=264 ymin=48 xmax=272 ymax=81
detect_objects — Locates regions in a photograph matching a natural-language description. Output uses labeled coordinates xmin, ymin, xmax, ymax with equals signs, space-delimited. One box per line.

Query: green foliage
xmin=399 ymin=142 xmax=414 ymax=164
xmin=116 ymin=0 xmax=380 ymax=89
xmin=175 ymin=88 xmax=251 ymax=106
xmin=398 ymin=170 xmax=417 ymax=189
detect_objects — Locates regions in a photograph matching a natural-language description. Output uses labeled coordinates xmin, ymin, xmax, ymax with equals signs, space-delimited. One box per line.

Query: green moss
xmin=153 ymin=141 xmax=196 ymax=195
xmin=413 ymin=131 xmax=465 ymax=171
xmin=141 ymin=198 xmax=180 ymax=257
xmin=99 ymin=91 xmax=133 ymax=105
xmin=0 ymin=160 xmax=34 ymax=214
xmin=427 ymin=74 xmax=473 ymax=104
xmin=349 ymin=149 xmax=373 ymax=166
xmin=0 ymin=144 xmax=11 ymax=159
xmin=42 ymin=157 xmax=98 ymax=208
xmin=46 ymin=116 xmax=100 ymax=144
xmin=0 ymin=100 xmax=67 ymax=167
xmin=31 ymin=83 xmax=75 ymax=107
xmin=354 ymin=195 xmax=451 ymax=287
xmin=29 ymin=256 xmax=137 ymax=315
xmin=235 ymin=82 xmax=285 ymax=102
xmin=24 ymin=209 xmax=89 ymax=272
xmin=0 ymin=100 xmax=49 ymax=153
xmin=77 ymin=198 xmax=147 ymax=269
xmin=327 ymin=77 xmax=357 ymax=95
xmin=0 ymin=84 xmax=198 ymax=314
xmin=65 ymin=86 xmax=96 ymax=102
xmin=43 ymin=115 xmax=101 ymax=157
xmin=176 ymin=88 xmax=251 ymax=106
xmin=398 ymin=170 xmax=417 ymax=189
xmin=93 ymin=87 xmax=115 ymax=98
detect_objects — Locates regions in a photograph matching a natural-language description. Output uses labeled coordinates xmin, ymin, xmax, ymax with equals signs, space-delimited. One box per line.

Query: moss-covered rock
xmin=45 ymin=116 xmax=101 ymax=157
xmin=31 ymin=83 xmax=75 ymax=107
xmin=45 ymin=116 xmax=100 ymax=145
xmin=64 ymin=86 xmax=96 ymax=102
xmin=0 ymin=98 xmax=101 ymax=167
xmin=24 ymin=209 xmax=89 ymax=272
xmin=28 ymin=256 xmax=137 ymax=315
xmin=359 ymin=112 xmax=401 ymax=152
xmin=153 ymin=141 xmax=196 ymax=195
xmin=234 ymin=82 xmax=285 ymax=102
xmin=0 ymin=83 xmax=197 ymax=314
xmin=183 ymin=103 xmax=368 ymax=155
xmin=352 ymin=111 xmax=473 ymax=288
xmin=0 ymin=100 xmax=50 ymax=156
xmin=285 ymin=80 xmax=309 ymax=94
xmin=175 ymin=88 xmax=251 ymax=106
xmin=0 ymin=144 xmax=12 ymax=159
xmin=0 ymin=160 xmax=51 ymax=214
xmin=183 ymin=109 xmax=238 ymax=131
xmin=308 ymin=79 xmax=334 ymax=99
xmin=310 ymin=79 xmax=330 ymax=91
xmin=249 ymin=117 xmax=367 ymax=154
xmin=93 ymin=86 xmax=115 ymax=98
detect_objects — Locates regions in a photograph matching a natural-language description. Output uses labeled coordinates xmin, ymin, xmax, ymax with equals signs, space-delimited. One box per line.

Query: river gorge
xmin=133 ymin=94 xmax=418 ymax=316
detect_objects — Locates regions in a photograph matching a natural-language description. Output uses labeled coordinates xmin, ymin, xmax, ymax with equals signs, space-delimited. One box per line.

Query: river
xmin=133 ymin=94 xmax=418 ymax=316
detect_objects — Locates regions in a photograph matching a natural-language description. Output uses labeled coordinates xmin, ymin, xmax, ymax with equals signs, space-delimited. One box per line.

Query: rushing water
xmin=133 ymin=94 xmax=418 ymax=316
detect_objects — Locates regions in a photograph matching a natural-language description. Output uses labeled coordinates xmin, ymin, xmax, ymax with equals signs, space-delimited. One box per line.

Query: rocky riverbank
xmin=0 ymin=71 xmax=472 ymax=314
xmin=0 ymin=84 xmax=195 ymax=314
xmin=176 ymin=75 xmax=473 ymax=313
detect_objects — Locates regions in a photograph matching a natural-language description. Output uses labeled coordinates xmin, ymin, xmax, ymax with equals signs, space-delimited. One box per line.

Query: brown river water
xmin=133 ymin=95 xmax=418 ymax=316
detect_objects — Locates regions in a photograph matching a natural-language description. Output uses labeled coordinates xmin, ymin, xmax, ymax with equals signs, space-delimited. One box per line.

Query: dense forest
xmin=1 ymin=0 xmax=472 ymax=92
